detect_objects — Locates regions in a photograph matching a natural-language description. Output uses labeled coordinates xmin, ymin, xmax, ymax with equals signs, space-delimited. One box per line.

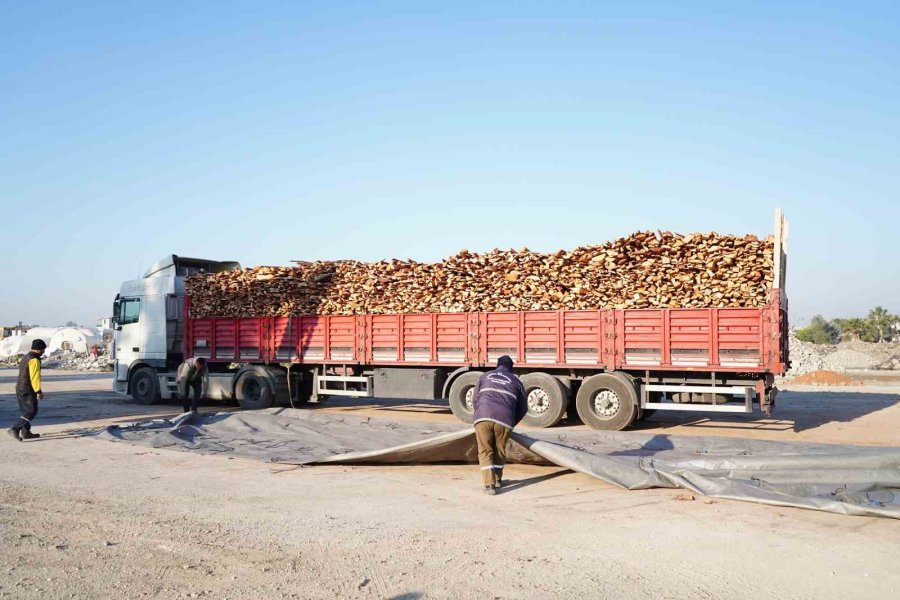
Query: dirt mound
xmin=788 ymin=370 xmax=861 ymax=386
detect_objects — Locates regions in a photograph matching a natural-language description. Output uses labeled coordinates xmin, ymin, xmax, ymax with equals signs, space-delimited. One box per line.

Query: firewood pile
xmin=185 ymin=231 xmax=774 ymax=317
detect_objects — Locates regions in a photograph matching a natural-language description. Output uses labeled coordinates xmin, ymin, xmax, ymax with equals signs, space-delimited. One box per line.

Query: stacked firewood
xmin=185 ymin=231 xmax=774 ymax=317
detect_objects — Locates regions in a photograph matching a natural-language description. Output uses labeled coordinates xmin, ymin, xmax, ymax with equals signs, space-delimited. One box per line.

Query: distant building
xmin=1 ymin=322 xmax=31 ymax=339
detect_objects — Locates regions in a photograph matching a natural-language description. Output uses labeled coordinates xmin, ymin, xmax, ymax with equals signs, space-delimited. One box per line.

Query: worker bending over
xmin=176 ymin=356 xmax=207 ymax=413
xmin=472 ymin=355 xmax=528 ymax=495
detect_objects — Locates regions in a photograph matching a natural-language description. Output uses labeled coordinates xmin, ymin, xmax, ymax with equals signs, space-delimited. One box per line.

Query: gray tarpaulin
xmin=96 ymin=409 xmax=900 ymax=519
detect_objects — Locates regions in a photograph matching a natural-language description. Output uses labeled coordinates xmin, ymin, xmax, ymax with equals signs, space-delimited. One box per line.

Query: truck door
xmin=114 ymin=297 xmax=143 ymax=381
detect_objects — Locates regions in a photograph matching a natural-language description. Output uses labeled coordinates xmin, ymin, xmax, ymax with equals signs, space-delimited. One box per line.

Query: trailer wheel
xmin=448 ymin=371 xmax=482 ymax=424
xmin=130 ymin=367 xmax=160 ymax=405
xmin=520 ymin=373 xmax=568 ymax=428
xmin=235 ymin=373 xmax=274 ymax=410
xmin=575 ymin=373 xmax=637 ymax=431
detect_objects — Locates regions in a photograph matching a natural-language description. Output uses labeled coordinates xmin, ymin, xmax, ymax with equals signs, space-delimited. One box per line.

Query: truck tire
xmin=575 ymin=373 xmax=638 ymax=431
xmin=130 ymin=367 xmax=160 ymax=405
xmin=520 ymin=373 xmax=568 ymax=428
xmin=448 ymin=371 xmax=482 ymax=424
xmin=235 ymin=372 xmax=274 ymax=410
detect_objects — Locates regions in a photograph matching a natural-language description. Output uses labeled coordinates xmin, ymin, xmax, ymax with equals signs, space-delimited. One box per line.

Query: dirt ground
xmin=1 ymin=370 xmax=899 ymax=599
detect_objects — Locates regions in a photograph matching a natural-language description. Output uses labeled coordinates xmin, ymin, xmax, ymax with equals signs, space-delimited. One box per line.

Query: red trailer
xmin=181 ymin=214 xmax=789 ymax=431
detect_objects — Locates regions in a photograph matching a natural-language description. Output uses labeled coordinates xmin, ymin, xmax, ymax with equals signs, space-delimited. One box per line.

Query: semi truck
xmin=111 ymin=213 xmax=789 ymax=431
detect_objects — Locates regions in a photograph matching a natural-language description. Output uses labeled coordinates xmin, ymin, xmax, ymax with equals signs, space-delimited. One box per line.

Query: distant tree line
xmin=795 ymin=306 xmax=899 ymax=344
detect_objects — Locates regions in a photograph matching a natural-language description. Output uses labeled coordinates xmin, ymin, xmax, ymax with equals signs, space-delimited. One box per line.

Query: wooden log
xmin=184 ymin=231 xmax=775 ymax=317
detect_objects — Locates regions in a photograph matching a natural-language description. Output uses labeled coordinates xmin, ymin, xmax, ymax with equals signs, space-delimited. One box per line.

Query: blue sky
xmin=1 ymin=1 xmax=898 ymax=327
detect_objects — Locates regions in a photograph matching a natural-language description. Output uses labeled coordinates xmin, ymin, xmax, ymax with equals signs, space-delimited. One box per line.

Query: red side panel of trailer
xmin=184 ymin=290 xmax=787 ymax=375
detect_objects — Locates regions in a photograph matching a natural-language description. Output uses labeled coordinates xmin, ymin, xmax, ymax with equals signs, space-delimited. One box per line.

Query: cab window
xmin=119 ymin=298 xmax=141 ymax=325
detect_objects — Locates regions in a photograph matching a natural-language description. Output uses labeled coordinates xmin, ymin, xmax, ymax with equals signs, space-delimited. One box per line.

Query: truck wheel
xmin=575 ymin=373 xmax=638 ymax=431
xmin=236 ymin=373 xmax=274 ymax=410
xmin=130 ymin=367 xmax=160 ymax=405
xmin=520 ymin=373 xmax=568 ymax=428
xmin=448 ymin=371 xmax=482 ymax=424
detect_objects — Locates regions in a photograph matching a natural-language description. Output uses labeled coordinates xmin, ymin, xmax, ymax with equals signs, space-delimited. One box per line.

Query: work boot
xmin=20 ymin=430 xmax=40 ymax=440
xmin=6 ymin=428 xmax=22 ymax=442
xmin=483 ymin=486 xmax=497 ymax=496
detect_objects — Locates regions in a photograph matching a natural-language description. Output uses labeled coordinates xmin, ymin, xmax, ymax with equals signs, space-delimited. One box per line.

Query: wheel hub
xmin=464 ymin=387 xmax=475 ymax=411
xmin=527 ymin=388 xmax=551 ymax=414
xmin=592 ymin=389 xmax=621 ymax=418
xmin=246 ymin=380 xmax=261 ymax=402
xmin=135 ymin=378 xmax=149 ymax=396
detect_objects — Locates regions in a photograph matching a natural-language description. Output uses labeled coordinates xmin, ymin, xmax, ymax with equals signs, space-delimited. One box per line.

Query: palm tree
xmin=834 ymin=318 xmax=870 ymax=341
xmin=867 ymin=306 xmax=893 ymax=343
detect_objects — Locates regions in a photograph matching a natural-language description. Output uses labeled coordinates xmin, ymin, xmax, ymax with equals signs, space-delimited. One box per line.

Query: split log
xmin=185 ymin=231 xmax=774 ymax=317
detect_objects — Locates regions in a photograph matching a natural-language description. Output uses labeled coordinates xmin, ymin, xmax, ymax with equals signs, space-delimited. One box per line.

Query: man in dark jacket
xmin=472 ymin=355 xmax=528 ymax=495
xmin=176 ymin=356 xmax=208 ymax=413
xmin=8 ymin=339 xmax=47 ymax=441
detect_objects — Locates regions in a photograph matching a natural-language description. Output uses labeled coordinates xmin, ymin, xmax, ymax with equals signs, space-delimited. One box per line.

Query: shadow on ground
xmin=309 ymin=390 xmax=900 ymax=436
xmin=629 ymin=390 xmax=900 ymax=433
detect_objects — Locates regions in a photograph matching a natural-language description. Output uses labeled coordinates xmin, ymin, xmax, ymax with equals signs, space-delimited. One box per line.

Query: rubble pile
xmin=786 ymin=334 xmax=900 ymax=375
xmin=875 ymin=355 xmax=900 ymax=370
xmin=41 ymin=351 xmax=113 ymax=372
xmin=187 ymin=231 xmax=775 ymax=317
xmin=786 ymin=333 xmax=829 ymax=375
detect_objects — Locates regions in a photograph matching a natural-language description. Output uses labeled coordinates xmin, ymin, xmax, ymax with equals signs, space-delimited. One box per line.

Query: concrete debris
xmin=786 ymin=333 xmax=827 ymax=375
xmin=1 ymin=350 xmax=113 ymax=372
xmin=875 ymin=355 xmax=900 ymax=370
xmin=787 ymin=333 xmax=900 ymax=375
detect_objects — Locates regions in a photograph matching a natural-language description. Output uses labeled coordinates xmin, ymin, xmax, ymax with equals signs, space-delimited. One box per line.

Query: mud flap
xmin=762 ymin=386 xmax=778 ymax=416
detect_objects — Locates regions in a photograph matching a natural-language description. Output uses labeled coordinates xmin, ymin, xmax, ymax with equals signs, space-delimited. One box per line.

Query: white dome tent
xmin=48 ymin=327 xmax=102 ymax=354
xmin=0 ymin=327 xmax=56 ymax=358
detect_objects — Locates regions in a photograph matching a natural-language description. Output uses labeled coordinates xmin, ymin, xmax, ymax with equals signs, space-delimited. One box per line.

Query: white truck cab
xmin=112 ymin=255 xmax=239 ymax=403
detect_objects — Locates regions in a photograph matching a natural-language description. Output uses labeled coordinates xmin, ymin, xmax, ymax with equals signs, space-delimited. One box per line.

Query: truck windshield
xmin=119 ymin=298 xmax=141 ymax=325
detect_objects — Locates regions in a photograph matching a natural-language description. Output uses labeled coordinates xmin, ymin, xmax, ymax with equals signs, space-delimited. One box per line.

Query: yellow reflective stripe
xmin=29 ymin=358 xmax=41 ymax=392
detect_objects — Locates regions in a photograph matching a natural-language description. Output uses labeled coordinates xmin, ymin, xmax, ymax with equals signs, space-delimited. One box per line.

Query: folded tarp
xmin=97 ymin=409 xmax=900 ymax=519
